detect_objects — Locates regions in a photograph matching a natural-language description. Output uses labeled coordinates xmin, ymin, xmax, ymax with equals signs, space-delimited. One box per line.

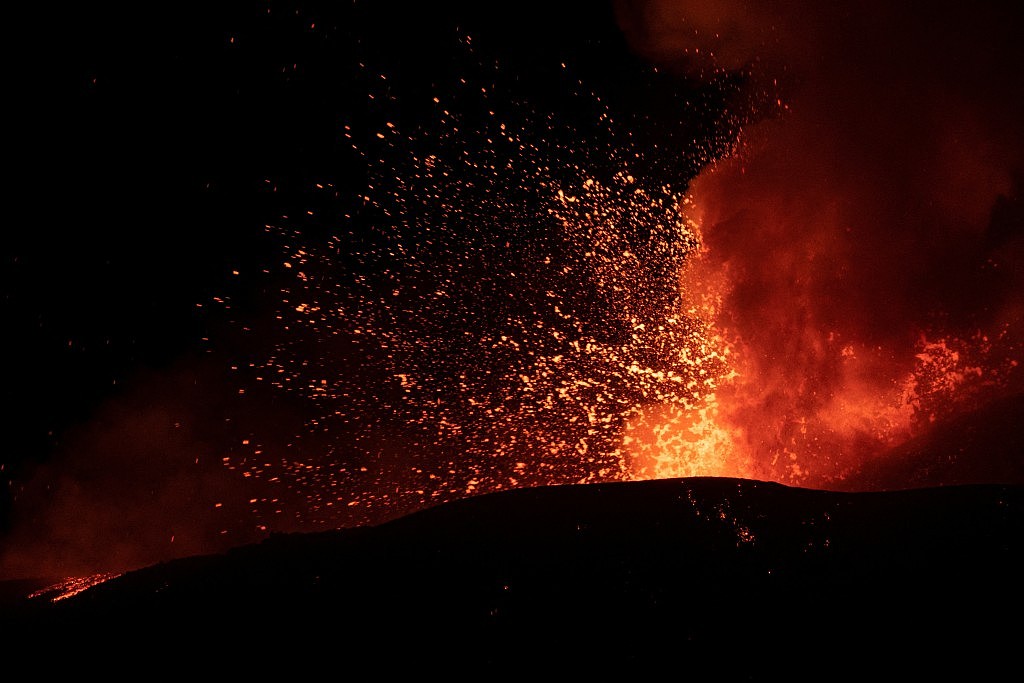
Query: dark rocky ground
xmin=4 ymin=394 xmax=1024 ymax=676
xmin=3 ymin=473 xmax=1021 ymax=677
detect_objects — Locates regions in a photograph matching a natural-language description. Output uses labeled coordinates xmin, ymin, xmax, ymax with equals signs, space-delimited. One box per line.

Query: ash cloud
xmin=617 ymin=1 xmax=1024 ymax=482
xmin=0 ymin=361 xmax=272 ymax=580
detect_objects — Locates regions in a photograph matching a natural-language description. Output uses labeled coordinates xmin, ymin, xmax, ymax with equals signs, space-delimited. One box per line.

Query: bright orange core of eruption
xmin=623 ymin=398 xmax=750 ymax=480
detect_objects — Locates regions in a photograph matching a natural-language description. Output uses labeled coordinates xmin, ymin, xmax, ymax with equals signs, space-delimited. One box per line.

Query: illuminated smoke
xmin=0 ymin=361 xmax=272 ymax=580
xmin=617 ymin=0 xmax=1024 ymax=486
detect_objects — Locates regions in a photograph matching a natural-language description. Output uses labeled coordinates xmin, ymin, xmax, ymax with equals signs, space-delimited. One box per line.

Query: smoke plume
xmin=617 ymin=0 xmax=1024 ymax=485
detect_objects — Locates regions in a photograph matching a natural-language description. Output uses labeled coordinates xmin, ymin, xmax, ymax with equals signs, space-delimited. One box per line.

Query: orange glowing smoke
xmin=615 ymin=0 xmax=1024 ymax=489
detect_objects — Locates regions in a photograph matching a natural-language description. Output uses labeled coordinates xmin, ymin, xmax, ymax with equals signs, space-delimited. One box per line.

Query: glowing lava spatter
xmin=222 ymin=28 xmax=1021 ymax=529
xmin=223 ymin=41 xmax=746 ymax=527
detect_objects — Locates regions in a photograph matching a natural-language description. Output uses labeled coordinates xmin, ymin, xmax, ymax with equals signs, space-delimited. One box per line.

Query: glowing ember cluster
xmin=223 ymin=46 xmax=738 ymax=525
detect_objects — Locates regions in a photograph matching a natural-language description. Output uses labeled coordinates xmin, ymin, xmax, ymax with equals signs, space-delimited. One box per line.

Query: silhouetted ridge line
xmin=4 ymin=477 xmax=1021 ymax=674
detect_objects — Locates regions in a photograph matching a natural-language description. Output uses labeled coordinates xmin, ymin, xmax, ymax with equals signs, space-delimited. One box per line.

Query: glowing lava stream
xmin=27 ymin=572 xmax=123 ymax=603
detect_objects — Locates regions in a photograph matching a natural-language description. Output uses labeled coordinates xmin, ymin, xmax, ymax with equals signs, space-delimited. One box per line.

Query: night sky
xmin=3 ymin=1 xmax=1022 ymax=580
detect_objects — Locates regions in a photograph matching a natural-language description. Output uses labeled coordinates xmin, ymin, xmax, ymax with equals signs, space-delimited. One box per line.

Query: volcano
xmin=4 ymin=4 xmax=1024 ymax=675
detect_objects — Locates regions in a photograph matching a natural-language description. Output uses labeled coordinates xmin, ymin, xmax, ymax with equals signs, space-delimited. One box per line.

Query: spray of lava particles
xmin=220 ymin=8 xmax=1023 ymax=529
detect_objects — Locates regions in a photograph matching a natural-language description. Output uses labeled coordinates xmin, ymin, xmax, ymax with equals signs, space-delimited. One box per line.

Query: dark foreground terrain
xmin=3 ymin=475 xmax=1021 ymax=677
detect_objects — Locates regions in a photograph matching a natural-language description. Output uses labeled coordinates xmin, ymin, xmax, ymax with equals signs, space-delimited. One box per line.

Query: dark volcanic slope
xmin=5 ymin=477 xmax=1021 ymax=675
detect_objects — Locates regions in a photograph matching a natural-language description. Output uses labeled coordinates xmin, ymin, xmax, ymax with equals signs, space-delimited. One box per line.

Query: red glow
xmin=617 ymin=0 xmax=1024 ymax=490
